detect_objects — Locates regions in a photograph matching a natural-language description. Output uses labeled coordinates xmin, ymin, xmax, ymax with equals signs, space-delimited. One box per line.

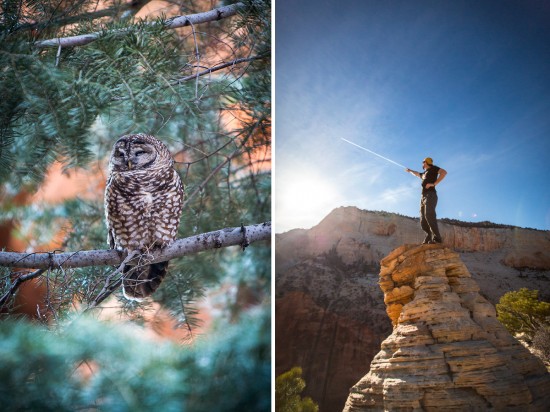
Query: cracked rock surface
xmin=343 ymin=244 xmax=550 ymax=412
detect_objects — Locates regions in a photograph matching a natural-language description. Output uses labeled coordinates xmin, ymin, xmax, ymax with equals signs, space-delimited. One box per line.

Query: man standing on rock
xmin=406 ymin=158 xmax=447 ymax=244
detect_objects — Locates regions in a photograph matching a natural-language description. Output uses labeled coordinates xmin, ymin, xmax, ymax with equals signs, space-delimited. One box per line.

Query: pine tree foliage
xmin=275 ymin=367 xmax=319 ymax=412
xmin=0 ymin=308 xmax=270 ymax=412
xmin=496 ymin=288 xmax=550 ymax=339
xmin=1 ymin=0 xmax=270 ymax=408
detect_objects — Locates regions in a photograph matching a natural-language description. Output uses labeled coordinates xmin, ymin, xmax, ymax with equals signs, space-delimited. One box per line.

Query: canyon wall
xmin=278 ymin=206 xmax=550 ymax=272
xmin=276 ymin=207 xmax=550 ymax=411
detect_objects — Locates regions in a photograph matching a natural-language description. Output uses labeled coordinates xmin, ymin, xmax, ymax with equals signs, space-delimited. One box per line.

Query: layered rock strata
xmin=277 ymin=207 xmax=550 ymax=272
xmin=343 ymin=244 xmax=550 ymax=411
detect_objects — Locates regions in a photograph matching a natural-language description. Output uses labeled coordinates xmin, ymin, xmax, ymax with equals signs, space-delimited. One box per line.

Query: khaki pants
xmin=420 ymin=191 xmax=442 ymax=243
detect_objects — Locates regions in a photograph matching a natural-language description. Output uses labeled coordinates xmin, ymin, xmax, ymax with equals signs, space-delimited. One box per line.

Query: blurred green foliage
xmin=0 ymin=306 xmax=270 ymax=411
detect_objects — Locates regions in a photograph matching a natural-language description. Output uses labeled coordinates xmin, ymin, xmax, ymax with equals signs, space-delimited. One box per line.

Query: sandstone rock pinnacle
xmin=343 ymin=244 xmax=550 ymax=411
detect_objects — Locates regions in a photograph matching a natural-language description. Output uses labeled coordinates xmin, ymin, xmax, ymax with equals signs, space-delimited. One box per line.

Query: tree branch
xmin=0 ymin=269 xmax=46 ymax=309
xmin=33 ymin=2 xmax=244 ymax=49
xmin=175 ymin=54 xmax=269 ymax=83
xmin=182 ymin=146 xmax=243 ymax=210
xmin=0 ymin=221 xmax=271 ymax=269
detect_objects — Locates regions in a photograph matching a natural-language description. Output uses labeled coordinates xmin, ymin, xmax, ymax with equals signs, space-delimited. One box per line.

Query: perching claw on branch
xmin=240 ymin=223 xmax=250 ymax=251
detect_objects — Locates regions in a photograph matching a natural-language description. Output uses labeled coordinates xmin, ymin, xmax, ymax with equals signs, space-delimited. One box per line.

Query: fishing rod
xmin=341 ymin=138 xmax=407 ymax=169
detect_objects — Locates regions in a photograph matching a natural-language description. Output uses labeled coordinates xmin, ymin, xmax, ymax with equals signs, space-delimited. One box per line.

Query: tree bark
xmin=34 ymin=2 xmax=244 ymax=49
xmin=0 ymin=221 xmax=270 ymax=269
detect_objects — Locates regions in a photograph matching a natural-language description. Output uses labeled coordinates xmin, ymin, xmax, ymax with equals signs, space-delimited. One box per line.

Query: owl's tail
xmin=122 ymin=261 xmax=169 ymax=300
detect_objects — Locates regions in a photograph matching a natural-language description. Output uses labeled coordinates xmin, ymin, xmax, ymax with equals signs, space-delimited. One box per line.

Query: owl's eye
xmin=116 ymin=151 xmax=124 ymax=157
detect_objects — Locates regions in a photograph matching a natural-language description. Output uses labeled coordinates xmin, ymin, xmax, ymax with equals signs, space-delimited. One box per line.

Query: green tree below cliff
xmin=497 ymin=288 xmax=550 ymax=339
xmin=275 ymin=367 xmax=318 ymax=412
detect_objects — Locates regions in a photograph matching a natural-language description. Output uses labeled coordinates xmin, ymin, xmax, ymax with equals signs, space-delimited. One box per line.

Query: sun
xmin=276 ymin=171 xmax=343 ymax=232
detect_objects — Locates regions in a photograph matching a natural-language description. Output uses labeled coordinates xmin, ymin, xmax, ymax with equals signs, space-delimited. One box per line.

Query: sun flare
xmin=276 ymin=172 xmax=342 ymax=232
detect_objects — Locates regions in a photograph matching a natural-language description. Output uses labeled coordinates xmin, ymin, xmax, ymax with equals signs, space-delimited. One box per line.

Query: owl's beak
xmin=127 ymin=161 xmax=133 ymax=170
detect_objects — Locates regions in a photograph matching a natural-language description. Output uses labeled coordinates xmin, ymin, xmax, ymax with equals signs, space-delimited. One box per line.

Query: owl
xmin=104 ymin=134 xmax=184 ymax=300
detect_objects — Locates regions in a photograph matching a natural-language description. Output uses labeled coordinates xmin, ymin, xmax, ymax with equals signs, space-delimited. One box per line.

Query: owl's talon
xmin=240 ymin=223 xmax=250 ymax=251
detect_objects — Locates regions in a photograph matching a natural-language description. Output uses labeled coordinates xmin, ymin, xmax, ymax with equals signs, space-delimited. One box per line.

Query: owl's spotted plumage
xmin=105 ymin=134 xmax=184 ymax=300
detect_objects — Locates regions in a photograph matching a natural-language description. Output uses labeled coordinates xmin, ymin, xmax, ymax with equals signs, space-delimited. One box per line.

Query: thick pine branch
xmin=34 ymin=2 xmax=244 ymax=48
xmin=0 ymin=222 xmax=271 ymax=269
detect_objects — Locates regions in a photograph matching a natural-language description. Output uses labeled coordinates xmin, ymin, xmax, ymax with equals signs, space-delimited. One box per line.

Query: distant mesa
xmin=278 ymin=206 xmax=550 ymax=273
xmin=343 ymin=244 xmax=550 ymax=411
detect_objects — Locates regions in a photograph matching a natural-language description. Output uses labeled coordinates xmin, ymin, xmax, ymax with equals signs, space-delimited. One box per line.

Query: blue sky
xmin=275 ymin=0 xmax=550 ymax=233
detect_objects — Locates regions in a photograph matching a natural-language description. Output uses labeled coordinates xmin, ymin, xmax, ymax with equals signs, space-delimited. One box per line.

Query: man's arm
xmin=425 ymin=168 xmax=447 ymax=189
xmin=405 ymin=168 xmax=422 ymax=178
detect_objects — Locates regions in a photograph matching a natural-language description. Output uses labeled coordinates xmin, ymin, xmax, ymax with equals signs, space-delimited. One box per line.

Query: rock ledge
xmin=343 ymin=244 xmax=550 ymax=411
